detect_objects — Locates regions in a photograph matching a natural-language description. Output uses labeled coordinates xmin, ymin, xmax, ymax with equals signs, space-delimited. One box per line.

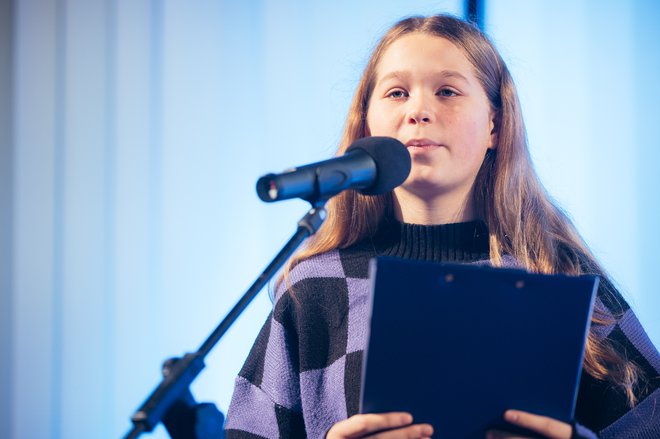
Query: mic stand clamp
xmin=160 ymin=356 xmax=225 ymax=439
xmin=125 ymin=202 xmax=327 ymax=439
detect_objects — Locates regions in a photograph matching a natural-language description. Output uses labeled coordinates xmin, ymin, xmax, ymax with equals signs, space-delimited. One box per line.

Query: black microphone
xmin=256 ymin=136 xmax=411 ymax=203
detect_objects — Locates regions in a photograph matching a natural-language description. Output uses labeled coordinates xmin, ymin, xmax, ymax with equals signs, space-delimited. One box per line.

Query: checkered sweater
xmin=225 ymin=221 xmax=660 ymax=438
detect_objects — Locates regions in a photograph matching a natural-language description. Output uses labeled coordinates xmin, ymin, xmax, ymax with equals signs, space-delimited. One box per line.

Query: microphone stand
xmin=124 ymin=202 xmax=328 ymax=438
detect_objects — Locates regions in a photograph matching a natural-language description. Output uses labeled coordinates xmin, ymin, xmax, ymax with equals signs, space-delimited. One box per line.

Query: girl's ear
xmin=488 ymin=110 xmax=500 ymax=150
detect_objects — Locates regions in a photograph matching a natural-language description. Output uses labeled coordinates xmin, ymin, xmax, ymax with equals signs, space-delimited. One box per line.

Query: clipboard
xmin=360 ymin=257 xmax=598 ymax=439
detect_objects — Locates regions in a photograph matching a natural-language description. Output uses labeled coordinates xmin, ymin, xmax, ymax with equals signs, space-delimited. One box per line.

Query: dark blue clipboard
xmin=360 ymin=257 xmax=598 ymax=439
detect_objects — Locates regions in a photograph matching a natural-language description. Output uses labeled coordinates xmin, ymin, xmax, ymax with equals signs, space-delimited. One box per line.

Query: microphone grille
xmin=346 ymin=136 xmax=411 ymax=195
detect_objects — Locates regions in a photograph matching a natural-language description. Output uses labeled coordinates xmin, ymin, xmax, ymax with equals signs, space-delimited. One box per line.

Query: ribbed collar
xmin=370 ymin=219 xmax=490 ymax=263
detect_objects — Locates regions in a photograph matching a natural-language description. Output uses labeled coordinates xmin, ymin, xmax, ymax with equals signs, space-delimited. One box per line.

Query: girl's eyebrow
xmin=377 ymin=69 xmax=471 ymax=84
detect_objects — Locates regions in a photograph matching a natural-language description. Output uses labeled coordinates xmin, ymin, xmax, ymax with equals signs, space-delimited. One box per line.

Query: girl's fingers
xmin=327 ymin=412 xmax=433 ymax=439
xmin=502 ymin=410 xmax=572 ymax=439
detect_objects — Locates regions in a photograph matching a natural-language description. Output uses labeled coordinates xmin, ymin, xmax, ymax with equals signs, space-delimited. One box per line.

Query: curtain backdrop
xmin=3 ymin=1 xmax=659 ymax=438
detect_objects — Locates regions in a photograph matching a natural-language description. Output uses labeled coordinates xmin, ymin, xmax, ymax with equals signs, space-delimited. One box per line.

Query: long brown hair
xmin=283 ymin=14 xmax=640 ymax=404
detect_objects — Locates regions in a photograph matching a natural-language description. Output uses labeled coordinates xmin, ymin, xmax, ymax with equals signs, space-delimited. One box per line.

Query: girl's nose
xmin=406 ymin=97 xmax=435 ymax=125
xmin=407 ymin=110 xmax=433 ymax=124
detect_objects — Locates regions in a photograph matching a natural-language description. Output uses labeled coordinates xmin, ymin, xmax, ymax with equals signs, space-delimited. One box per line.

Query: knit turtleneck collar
xmin=370 ymin=218 xmax=490 ymax=263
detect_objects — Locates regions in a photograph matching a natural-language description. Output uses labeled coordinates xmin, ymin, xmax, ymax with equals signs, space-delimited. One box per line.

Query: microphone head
xmin=346 ymin=136 xmax=411 ymax=195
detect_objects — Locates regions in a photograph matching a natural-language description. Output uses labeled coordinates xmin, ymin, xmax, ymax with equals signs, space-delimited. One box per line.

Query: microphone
xmin=256 ymin=136 xmax=411 ymax=203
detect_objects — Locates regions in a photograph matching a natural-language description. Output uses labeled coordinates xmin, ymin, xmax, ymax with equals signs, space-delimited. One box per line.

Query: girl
xmin=225 ymin=14 xmax=660 ymax=438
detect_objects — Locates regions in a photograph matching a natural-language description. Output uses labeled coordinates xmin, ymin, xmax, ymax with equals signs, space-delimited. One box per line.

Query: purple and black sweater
xmin=225 ymin=221 xmax=660 ymax=438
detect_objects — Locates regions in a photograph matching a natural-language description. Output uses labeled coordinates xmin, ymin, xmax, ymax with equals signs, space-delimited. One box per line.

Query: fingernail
xmin=421 ymin=425 xmax=434 ymax=436
xmin=505 ymin=410 xmax=519 ymax=422
xmin=401 ymin=413 xmax=413 ymax=424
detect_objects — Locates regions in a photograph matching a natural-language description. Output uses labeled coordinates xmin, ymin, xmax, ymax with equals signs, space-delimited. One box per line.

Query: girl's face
xmin=367 ymin=32 xmax=496 ymax=204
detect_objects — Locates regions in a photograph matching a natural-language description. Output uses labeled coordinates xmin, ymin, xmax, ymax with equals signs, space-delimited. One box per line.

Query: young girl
xmin=225 ymin=14 xmax=659 ymax=439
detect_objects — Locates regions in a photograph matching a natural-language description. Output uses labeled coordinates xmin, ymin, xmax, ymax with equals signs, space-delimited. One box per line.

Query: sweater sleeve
xmin=572 ymin=422 xmax=599 ymax=439
xmin=224 ymin=303 xmax=305 ymax=438
xmin=575 ymin=281 xmax=660 ymax=438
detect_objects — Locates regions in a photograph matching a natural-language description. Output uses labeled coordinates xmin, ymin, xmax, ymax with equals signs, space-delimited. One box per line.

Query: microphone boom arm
xmin=124 ymin=202 xmax=328 ymax=438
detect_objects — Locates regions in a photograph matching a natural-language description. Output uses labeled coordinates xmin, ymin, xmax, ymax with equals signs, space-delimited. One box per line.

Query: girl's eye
xmin=386 ymin=89 xmax=408 ymax=99
xmin=438 ymin=88 xmax=458 ymax=97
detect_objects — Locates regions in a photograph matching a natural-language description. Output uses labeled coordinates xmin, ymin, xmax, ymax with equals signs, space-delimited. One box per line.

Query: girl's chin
xmin=395 ymin=179 xmax=452 ymax=197
xmin=400 ymin=171 xmax=448 ymax=189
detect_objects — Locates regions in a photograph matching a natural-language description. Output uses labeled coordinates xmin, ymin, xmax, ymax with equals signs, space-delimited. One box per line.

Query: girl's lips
xmin=407 ymin=144 xmax=440 ymax=149
xmin=406 ymin=138 xmax=441 ymax=148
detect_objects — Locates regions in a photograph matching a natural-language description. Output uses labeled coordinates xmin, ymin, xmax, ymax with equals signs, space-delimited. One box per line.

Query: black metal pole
xmin=124 ymin=204 xmax=327 ymax=438
xmin=466 ymin=0 xmax=485 ymax=31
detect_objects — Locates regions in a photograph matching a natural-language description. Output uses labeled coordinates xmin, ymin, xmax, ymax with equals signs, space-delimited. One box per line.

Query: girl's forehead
xmin=374 ymin=33 xmax=476 ymax=82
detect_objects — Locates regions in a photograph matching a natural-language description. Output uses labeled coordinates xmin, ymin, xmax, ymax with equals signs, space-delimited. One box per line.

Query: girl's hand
xmin=486 ymin=410 xmax=572 ymax=439
xmin=326 ymin=412 xmax=434 ymax=439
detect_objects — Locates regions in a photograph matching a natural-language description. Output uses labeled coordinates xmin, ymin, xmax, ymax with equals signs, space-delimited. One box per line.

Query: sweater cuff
xmin=571 ymin=421 xmax=599 ymax=439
